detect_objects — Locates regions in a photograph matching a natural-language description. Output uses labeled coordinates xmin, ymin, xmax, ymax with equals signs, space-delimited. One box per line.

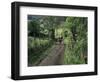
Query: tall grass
xmin=63 ymin=37 xmax=86 ymax=64
xmin=28 ymin=37 xmax=54 ymax=66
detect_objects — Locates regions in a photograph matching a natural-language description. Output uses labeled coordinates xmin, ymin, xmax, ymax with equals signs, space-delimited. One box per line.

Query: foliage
xmin=28 ymin=15 xmax=88 ymax=66
xmin=63 ymin=17 xmax=88 ymax=64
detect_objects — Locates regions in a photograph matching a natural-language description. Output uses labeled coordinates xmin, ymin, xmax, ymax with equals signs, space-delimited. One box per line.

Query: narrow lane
xmin=38 ymin=42 xmax=65 ymax=66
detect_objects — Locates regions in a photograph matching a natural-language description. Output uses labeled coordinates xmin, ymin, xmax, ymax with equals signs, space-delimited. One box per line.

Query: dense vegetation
xmin=28 ymin=15 xmax=88 ymax=66
xmin=63 ymin=17 xmax=88 ymax=64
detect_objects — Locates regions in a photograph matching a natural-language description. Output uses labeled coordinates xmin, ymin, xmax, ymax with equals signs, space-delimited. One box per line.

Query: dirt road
xmin=38 ymin=42 xmax=65 ymax=66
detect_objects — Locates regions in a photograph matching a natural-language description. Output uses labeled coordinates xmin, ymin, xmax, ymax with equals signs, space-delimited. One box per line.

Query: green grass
xmin=28 ymin=37 xmax=54 ymax=66
xmin=63 ymin=38 xmax=86 ymax=65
